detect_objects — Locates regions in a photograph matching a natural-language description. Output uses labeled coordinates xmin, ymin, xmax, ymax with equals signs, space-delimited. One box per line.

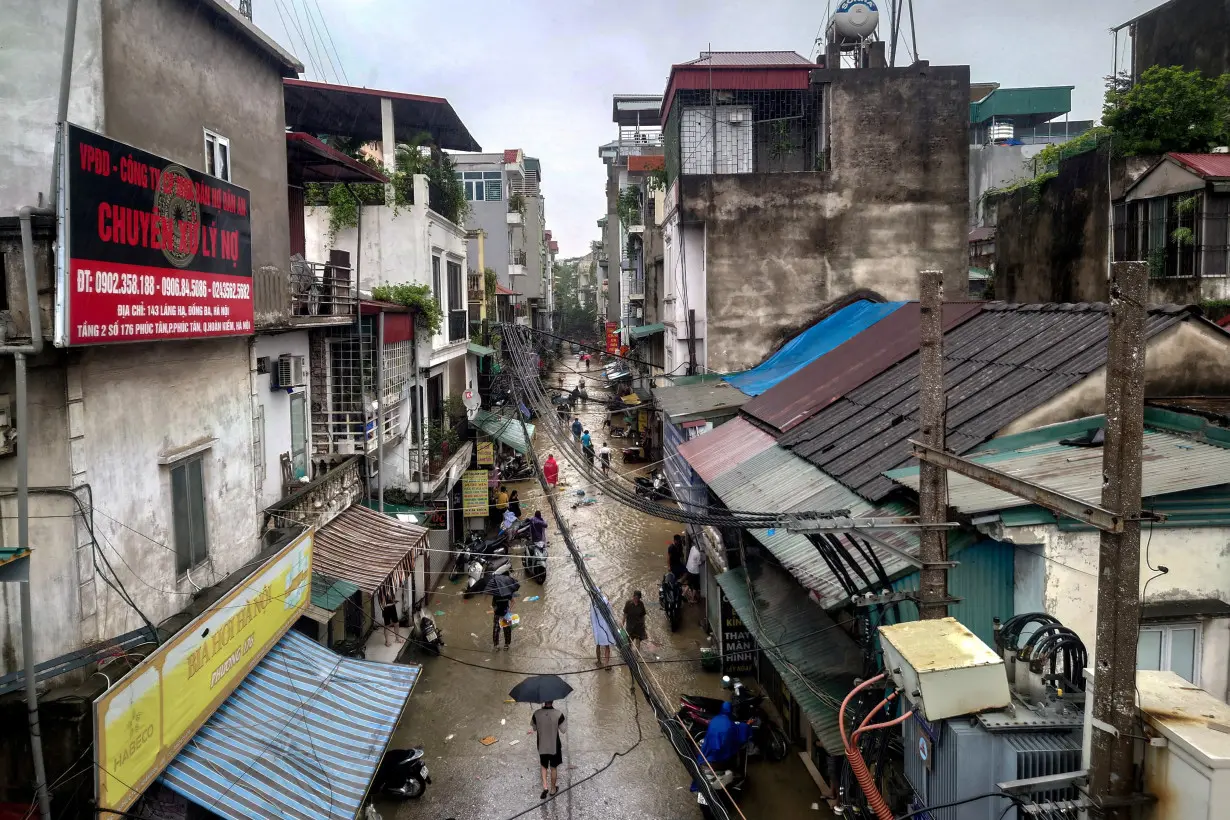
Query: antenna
xmin=238 ymin=0 xmax=253 ymax=21
xmin=887 ymin=0 xmax=919 ymax=67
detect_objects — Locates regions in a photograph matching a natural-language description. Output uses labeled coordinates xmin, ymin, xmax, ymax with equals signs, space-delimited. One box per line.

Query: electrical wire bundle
xmin=995 ymin=613 xmax=1088 ymax=694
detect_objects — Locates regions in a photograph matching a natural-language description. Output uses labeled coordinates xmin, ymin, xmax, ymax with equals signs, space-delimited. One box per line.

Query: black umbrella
xmin=476 ymin=573 xmax=520 ymax=599
xmin=509 ymin=674 xmax=573 ymax=703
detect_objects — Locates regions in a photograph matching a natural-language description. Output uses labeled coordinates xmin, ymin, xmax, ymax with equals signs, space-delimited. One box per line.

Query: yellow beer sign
xmin=94 ymin=530 xmax=313 ymax=813
xmin=476 ymin=440 xmax=494 ymax=466
xmin=462 ymin=469 xmax=490 ymax=516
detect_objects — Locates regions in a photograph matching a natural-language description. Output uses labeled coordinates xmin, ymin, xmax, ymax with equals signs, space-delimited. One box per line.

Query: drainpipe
xmin=375 ymin=311 xmax=385 ymax=513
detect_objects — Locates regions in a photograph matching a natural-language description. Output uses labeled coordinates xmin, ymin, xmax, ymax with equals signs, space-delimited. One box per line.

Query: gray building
xmin=452 ymin=150 xmax=554 ymax=329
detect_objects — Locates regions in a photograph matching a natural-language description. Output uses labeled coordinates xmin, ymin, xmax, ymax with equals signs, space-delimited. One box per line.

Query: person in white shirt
xmin=596 ymin=442 xmax=612 ymax=476
xmin=685 ymin=542 xmax=705 ymax=604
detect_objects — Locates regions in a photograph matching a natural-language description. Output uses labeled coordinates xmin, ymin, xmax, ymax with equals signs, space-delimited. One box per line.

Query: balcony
xmin=507 ymin=211 xmax=523 ymax=225
xmin=509 ymin=264 xmax=527 ymax=278
xmin=261 ymin=455 xmax=363 ymax=535
xmin=628 ymin=278 xmax=645 ymax=300
xmin=511 ymin=249 xmax=528 ymax=266
xmin=448 ymin=309 xmax=469 ymax=342
xmin=253 ymin=256 xmax=357 ymax=329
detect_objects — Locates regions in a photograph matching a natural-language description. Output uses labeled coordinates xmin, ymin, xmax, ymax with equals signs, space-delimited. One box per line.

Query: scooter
xmin=659 ymin=572 xmax=683 ymax=632
xmin=523 ymin=539 xmax=548 ymax=584
xmin=634 ymin=471 xmax=670 ymax=500
xmin=499 ymin=455 xmax=534 ymax=481
xmin=464 ymin=552 xmax=514 ymax=597
xmin=418 ymin=613 xmax=443 ymax=655
xmin=678 ymin=678 xmax=791 ymax=763
xmin=373 ymin=747 xmax=431 ymax=798
xmin=695 ymin=744 xmax=749 ymax=819
xmin=450 ymin=531 xmax=499 ymax=582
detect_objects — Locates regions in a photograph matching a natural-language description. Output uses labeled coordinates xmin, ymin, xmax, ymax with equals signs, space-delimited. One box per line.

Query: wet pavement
xmin=380 ymin=359 xmax=831 ymax=820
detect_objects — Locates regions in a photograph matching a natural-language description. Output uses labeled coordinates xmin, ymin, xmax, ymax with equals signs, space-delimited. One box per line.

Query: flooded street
xmin=384 ymin=360 xmax=829 ymax=820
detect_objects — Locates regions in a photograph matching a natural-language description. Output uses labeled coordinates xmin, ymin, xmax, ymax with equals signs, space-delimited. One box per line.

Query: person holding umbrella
xmin=509 ymin=675 xmax=573 ymax=800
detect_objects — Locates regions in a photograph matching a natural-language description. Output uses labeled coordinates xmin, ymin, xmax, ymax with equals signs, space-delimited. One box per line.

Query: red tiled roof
xmin=495 ymin=283 xmax=519 ymax=296
xmin=1169 ymin=152 xmax=1230 ymax=180
xmin=662 ymin=52 xmax=814 ymax=120
xmin=1218 ymin=315 xmax=1230 ymax=328
xmin=628 ymin=155 xmax=666 ymax=172
xmin=503 ymin=149 xmax=521 ymax=164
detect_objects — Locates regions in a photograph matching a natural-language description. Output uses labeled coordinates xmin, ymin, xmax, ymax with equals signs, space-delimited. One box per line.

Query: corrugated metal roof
xmin=886 ymin=411 xmax=1230 ymax=515
xmin=681 ymin=51 xmax=815 ymax=66
xmin=314 ymin=505 xmax=428 ymax=594
xmin=1170 ymin=152 xmax=1230 ymax=180
xmin=654 ymin=380 xmax=749 ymax=424
xmin=781 ymin=302 xmax=1196 ymax=503
xmin=717 ymin=564 xmax=861 ymax=753
xmin=311 ymin=573 xmax=360 ymax=612
xmin=629 ymin=322 xmax=666 ymax=339
xmin=676 ymin=416 xmax=775 ymax=484
xmin=744 ymin=302 xmax=985 ymax=433
xmin=1148 ymin=396 xmax=1230 ymax=422
xmin=726 ymin=300 xmax=908 ymax=397
xmin=474 ymin=409 xmax=536 ymax=455
xmin=162 ymin=629 xmax=419 ymax=820
xmin=0 ymin=546 xmax=30 ymax=568
xmin=708 ymin=445 xmax=921 ymax=608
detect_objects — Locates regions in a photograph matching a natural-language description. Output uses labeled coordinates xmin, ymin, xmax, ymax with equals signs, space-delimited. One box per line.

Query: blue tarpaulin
xmin=724 ymin=300 xmax=907 ymax=396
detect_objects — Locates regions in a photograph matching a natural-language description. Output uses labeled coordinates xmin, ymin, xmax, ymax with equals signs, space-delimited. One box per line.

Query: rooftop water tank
xmin=832 ymin=0 xmax=880 ymax=39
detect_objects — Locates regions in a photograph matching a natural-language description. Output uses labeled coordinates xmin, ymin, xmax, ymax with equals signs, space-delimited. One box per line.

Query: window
xmin=290 ymin=394 xmax=307 ymax=479
xmin=447 ymin=260 xmax=462 ymax=312
xmin=459 ymin=171 xmax=504 ymax=201
xmin=1138 ymin=622 xmax=1201 ymax=684
xmin=203 ymin=130 xmax=231 ymax=182
xmin=432 ymin=256 xmax=442 ymax=305
xmin=171 ymin=457 xmax=208 ymax=574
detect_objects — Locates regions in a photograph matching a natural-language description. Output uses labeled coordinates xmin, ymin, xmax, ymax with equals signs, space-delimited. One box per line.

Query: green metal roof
xmin=0 ymin=547 xmax=31 ymax=566
xmin=469 ymin=341 xmax=496 ymax=357
xmin=629 ymin=322 xmax=666 ymax=339
xmin=717 ymin=564 xmax=861 ymax=754
xmin=668 ymin=372 xmax=741 ymax=387
xmin=969 ymin=86 xmax=1073 ymax=127
xmin=311 ymin=573 xmax=360 ymax=612
xmin=473 ymin=409 xmax=535 ymax=455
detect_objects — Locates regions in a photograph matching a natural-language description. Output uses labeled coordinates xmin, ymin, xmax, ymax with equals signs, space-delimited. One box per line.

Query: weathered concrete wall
xmin=514 ymin=194 xmax=545 ymax=300
xmin=680 ymin=65 xmax=969 ymax=373
xmin=1005 ymin=523 xmax=1230 ymax=701
xmin=99 ymin=0 xmax=292 ymax=326
xmin=0 ymin=0 xmax=105 ymax=214
xmin=969 ymin=144 xmax=1045 ymax=226
xmin=1132 ymin=0 xmax=1230 ymax=80
xmin=253 ymin=331 xmax=312 ymax=510
xmin=1001 ymin=321 xmax=1230 ymax=434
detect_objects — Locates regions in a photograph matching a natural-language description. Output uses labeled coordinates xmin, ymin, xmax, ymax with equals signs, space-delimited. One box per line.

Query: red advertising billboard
xmin=605 ymin=321 xmax=619 ymax=355
xmin=56 ymin=124 xmax=254 ymax=346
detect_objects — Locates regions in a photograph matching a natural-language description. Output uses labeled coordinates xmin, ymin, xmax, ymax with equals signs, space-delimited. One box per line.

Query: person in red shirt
xmin=543 ymin=454 xmax=559 ymax=490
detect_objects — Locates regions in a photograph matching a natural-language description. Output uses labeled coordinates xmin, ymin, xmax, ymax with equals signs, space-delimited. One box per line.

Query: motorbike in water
xmin=450 ymin=531 xmax=499 ymax=582
xmin=373 ymin=747 xmax=431 ymax=798
xmin=678 ymin=677 xmax=791 ymax=763
xmin=694 ymin=741 xmax=749 ymax=819
xmin=659 ymin=572 xmax=683 ymax=632
xmin=464 ymin=552 xmax=514 ymax=598
xmin=634 ymin=470 xmax=670 ymax=501
xmin=417 ymin=613 xmax=443 ymax=655
xmin=522 ymin=539 xmax=548 ymax=584
xmin=498 ymin=454 xmax=534 ymax=481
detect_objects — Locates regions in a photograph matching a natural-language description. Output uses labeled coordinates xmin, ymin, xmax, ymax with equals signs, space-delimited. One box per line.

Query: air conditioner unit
xmin=272 ymin=354 xmax=307 ymax=390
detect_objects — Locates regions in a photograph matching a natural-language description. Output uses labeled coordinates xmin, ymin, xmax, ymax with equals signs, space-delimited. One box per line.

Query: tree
xmin=552 ymin=258 xmax=596 ymax=337
xmin=1102 ymin=66 xmax=1230 ymax=156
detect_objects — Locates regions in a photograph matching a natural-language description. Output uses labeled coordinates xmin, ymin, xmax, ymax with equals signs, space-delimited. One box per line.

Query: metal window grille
xmin=1112 ymin=194 xmax=1230 ymax=278
xmin=665 ymin=87 xmax=826 ymax=181
xmin=253 ymin=404 xmax=265 ymax=495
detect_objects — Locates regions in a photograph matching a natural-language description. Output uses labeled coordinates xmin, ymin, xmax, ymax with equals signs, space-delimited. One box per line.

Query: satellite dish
xmin=832 ymin=0 xmax=879 ymax=39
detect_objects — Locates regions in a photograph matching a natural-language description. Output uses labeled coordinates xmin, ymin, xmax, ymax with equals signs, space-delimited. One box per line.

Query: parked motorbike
xmin=695 ymin=742 xmax=749 ymax=819
xmin=634 ymin=471 xmax=670 ymax=500
xmin=373 ymin=747 xmax=431 ymax=798
xmin=418 ymin=613 xmax=444 ymax=655
xmin=678 ymin=678 xmax=791 ymax=762
xmin=659 ymin=572 xmax=683 ymax=632
xmin=450 ymin=531 xmax=492 ymax=581
xmin=332 ymin=638 xmax=365 ymax=660
xmin=499 ymin=454 xmax=534 ymax=481
xmin=464 ymin=552 xmax=514 ymax=598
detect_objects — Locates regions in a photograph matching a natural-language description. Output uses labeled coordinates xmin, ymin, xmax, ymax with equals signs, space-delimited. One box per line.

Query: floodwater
xmin=381 ymin=358 xmax=831 ymax=820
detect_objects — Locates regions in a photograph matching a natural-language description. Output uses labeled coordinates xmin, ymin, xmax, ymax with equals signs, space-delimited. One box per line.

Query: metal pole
xmin=917 ymin=269 xmax=950 ymax=619
xmin=17 ymin=353 xmax=51 ymax=820
xmin=48 ymin=0 xmax=80 ymax=208
xmin=687 ymin=308 xmax=698 ymax=376
xmin=1088 ymin=261 xmax=1148 ymax=819
xmin=376 ymin=311 xmax=385 ymax=513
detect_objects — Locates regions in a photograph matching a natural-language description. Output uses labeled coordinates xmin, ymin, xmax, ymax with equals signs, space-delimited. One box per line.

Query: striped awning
xmin=161 ymin=629 xmax=420 ymax=819
xmin=314 ymin=504 xmax=428 ymax=594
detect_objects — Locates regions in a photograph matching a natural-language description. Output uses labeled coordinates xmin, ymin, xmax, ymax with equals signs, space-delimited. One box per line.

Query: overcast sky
xmin=255 ymin=0 xmax=1162 ymax=258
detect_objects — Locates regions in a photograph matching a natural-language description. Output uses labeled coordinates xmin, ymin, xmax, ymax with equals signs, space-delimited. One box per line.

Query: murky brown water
xmin=383 ymin=358 xmax=831 ymax=820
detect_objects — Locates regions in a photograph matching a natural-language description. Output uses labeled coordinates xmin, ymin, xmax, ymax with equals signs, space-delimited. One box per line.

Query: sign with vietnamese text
xmin=476 ymin=441 xmax=494 ymax=466
xmin=58 ymin=124 xmax=254 ymax=346
xmin=720 ymin=590 xmax=757 ymax=675
xmin=462 ymin=470 xmax=490 ymax=517
xmin=605 ymin=321 xmax=618 ymax=355
xmin=94 ymin=531 xmax=312 ymax=814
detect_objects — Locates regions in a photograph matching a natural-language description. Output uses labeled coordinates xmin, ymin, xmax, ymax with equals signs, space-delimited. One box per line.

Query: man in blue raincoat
xmin=691 ymin=702 xmax=753 ymax=792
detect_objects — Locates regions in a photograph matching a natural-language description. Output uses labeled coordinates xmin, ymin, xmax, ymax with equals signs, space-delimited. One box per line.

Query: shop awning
xmin=161 ymin=629 xmax=420 ymax=819
xmin=716 ymin=565 xmax=861 ymax=754
xmin=468 ymin=341 xmax=496 ymax=357
xmin=314 ymin=505 xmax=428 ymax=595
xmin=473 ymin=409 xmax=535 ymax=455
xmin=305 ymin=573 xmax=361 ymax=624
xmin=629 ymin=322 xmax=666 ymax=339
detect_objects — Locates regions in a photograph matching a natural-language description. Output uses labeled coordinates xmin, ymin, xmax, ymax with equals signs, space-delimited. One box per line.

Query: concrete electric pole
xmin=917 ymin=269 xmax=951 ymax=619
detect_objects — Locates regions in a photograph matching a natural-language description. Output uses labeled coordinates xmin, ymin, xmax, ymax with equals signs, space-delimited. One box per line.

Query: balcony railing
xmin=261 ymin=455 xmax=363 ymax=534
xmin=290 ymin=258 xmax=357 ymax=319
xmin=628 ymin=278 xmax=645 ymax=300
xmin=448 ymin=309 xmax=469 ymax=342
xmin=511 ymin=249 xmax=528 ymax=266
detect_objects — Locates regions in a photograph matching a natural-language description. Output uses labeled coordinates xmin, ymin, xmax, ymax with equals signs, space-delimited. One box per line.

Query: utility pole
xmin=1088 ymin=261 xmax=1148 ymax=819
xmin=917 ymin=269 xmax=951 ymax=619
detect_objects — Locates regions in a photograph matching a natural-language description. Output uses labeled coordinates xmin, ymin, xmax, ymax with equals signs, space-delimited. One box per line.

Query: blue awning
xmin=162 ymin=629 xmax=419 ymax=820
xmin=724 ymin=300 xmax=907 ymax=396
xmin=473 ymin=409 xmax=536 ymax=455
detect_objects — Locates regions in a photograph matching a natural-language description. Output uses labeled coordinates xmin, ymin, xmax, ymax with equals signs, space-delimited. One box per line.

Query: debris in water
xmin=444 ymin=734 xmax=455 ymax=742
xmin=470 ymin=633 xmax=479 ymax=639
xmin=480 ymin=736 xmax=498 ymax=746
xmin=524 ymin=595 xmax=540 ymax=602
xmin=509 ymin=739 xmax=520 ymax=746
xmin=504 ymin=698 xmax=516 ymax=703
xmin=435 ymin=610 xmax=445 ymax=616
xmin=501 ymin=719 xmax=506 ymax=725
